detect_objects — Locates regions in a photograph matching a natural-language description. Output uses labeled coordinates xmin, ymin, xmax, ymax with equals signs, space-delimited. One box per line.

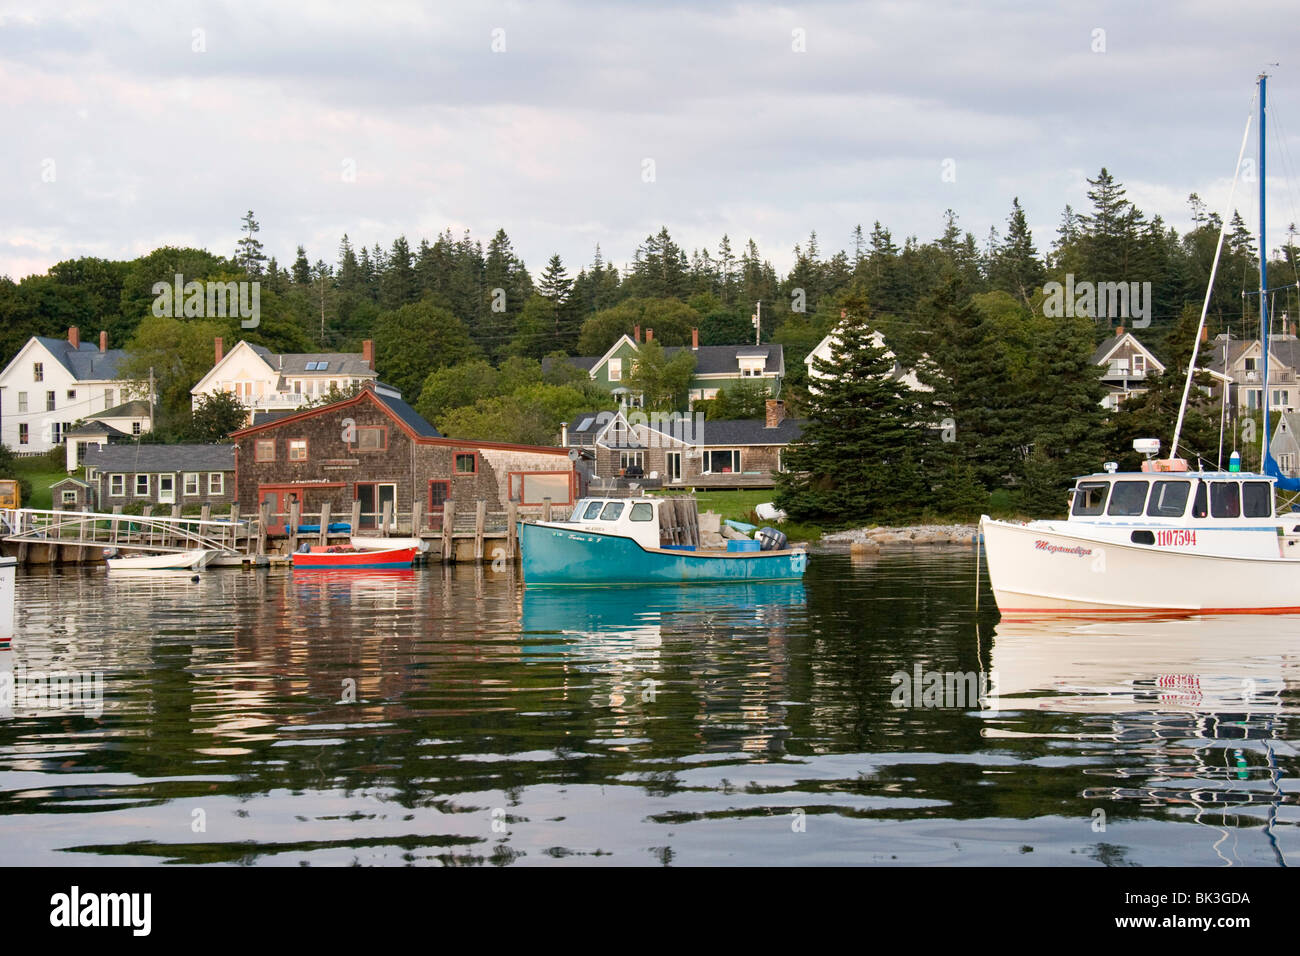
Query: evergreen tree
xmin=381 ymin=236 xmax=417 ymax=309
xmin=775 ymin=293 xmax=928 ymax=523
xmin=235 ymin=210 xmax=266 ymax=277
xmin=988 ymin=198 xmax=1046 ymax=309
xmin=292 ymin=245 xmax=311 ymax=286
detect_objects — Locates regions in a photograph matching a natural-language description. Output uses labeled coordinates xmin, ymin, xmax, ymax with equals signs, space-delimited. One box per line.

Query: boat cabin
xmin=1068 ymin=473 xmax=1277 ymax=523
xmin=562 ymin=496 xmax=701 ymax=550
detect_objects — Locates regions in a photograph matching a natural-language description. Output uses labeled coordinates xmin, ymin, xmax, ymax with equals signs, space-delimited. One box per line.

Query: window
xmin=208 ymin=473 xmax=224 ymax=495
xmin=132 ymin=422 xmax=142 ymax=436
xmin=356 ymin=426 xmax=386 ymax=451
xmin=455 ymin=452 xmax=477 ymax=474
xmin=109 ymin=474 xmax=125 ymax=496
xmin=46 ymin=391 xmax=56 ymax=411
xmin=1243 ymin=481 xmax=1271 ymax=517
xmin=62 ymin=490 xmax=77 ymax=506
xmin=66 ymin=389 xmax=76 ymax=401
xmin=608 ymin=358 xmax=622 ymax=382
xmin=1210 ymin=481 xmax=1240 ymax=518
xmin=18 ymin=424 xmax=27 ymax=445
xmin=50 ymin=422 xmax=62 ymax=444
xmin=582 ymin=500 xmax=604 ymax=520
xmin=629 ymin=502 xmax=654 ymax=521
xmin=288 ymin=439 xmax=308 ymax=461
xmin=1132 ymin=355 xmax=1146 ymax=374
xmin=1247 ymin=390 xmax=1261 ymax=409
xmin=16 ymin=392 xmax=26 ymax=413
xmin=33 ymin=362 xmax=43 ymax=382
xmin=1146 ymin=480 xmax=1190 ymax=517
xmin=1071 ymin=481 xmax=1109 ymax=516
xmin=104 ymin=388 xmax=115 ymax=408
xmin=1245 ymin=357 xmax=1257 ymax=371
xmin=620 ymin=451 xmax=644 ymax=471
xmin=184 ymin=473 xmax=200 ymax=496
xmin=705 ymin=449 xmax=742 ymax=474
xmin=1106 ymin=481 xmax=1149 ymax=516
xmin=1274 ymin=390 xmax=1290 ymax=407
xmin=599 ymin=501 xmax=625 ymax=521
xmin=255 ymin=439 xmax=275 ymax=462
xmin=509 ymin=472 xmax=573 ymax=505
xmin=134 ymin=474 xmax=150 ymax=497
xmin=1192 ymin=481 xmax=1208 ymax=518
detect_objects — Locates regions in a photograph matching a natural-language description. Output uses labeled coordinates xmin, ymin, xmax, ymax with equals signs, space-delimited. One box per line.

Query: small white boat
xmin=349 ymin=536 xmax=429 ymax=552
xmin=104 ymin=548 xmax=216 ymax=572
xmin=0 ymin=554 xmax=15 ymax=649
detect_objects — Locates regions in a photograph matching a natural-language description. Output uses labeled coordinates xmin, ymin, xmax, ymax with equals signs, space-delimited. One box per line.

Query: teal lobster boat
xmin=519 ymin=496 xmax=808 ymax=586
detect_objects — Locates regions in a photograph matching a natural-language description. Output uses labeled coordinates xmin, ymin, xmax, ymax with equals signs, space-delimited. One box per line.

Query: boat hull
xmin=291 ymin=546 xmax=418 ymax=570
xmin=519 ymin=521 xmax=807 ymax=585
xmin=106 ymin=549 xmax=215 ymax=571
xmin=980 ymin=516 xmax=1300 ymax=615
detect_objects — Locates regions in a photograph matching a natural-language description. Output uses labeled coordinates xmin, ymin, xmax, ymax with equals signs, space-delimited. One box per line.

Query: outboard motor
xmin=756 ymin=527 xmax=787 ymax=551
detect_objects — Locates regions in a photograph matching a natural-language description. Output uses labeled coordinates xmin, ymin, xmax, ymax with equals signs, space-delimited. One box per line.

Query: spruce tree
xmin=775 ymin=293 xmax=928 ymax=524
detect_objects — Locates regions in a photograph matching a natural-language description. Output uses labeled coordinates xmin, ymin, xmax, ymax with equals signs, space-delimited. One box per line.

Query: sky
xmin=5 ymin=0 xmax=1300 ymax=282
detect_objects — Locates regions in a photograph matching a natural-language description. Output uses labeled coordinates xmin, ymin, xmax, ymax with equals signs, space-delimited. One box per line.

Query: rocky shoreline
xmin=821 ymin=523 xmax=979 ymax=552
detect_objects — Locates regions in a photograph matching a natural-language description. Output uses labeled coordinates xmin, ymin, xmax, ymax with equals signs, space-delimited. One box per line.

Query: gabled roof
xmin=66 ymin=420 xmax=131 ymax=439
xmin=564 ymin=410 xmax=619 ymax=445
xmin=84 ymin=443 xmax=236 ymax=473
xmin=51 ymin=476 xmax=92 ymax=489
xmin=1091 ymin=331 xmax=1166 ymax=371
xmin=99 ymin=399 xmax=152 ymax=419
xmin=30 ymin=336 xmax=131 ymax=381
xmin=660 ymin=417 xmax=804 ymax=446
xmin=231 ymin=384 xmax=568 ymax=455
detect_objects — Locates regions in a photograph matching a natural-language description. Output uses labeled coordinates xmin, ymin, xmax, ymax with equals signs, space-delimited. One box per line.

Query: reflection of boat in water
xmin=986 ymin=615 xmax=1297 ymax=716
xmin=986 ymin=614 xmax=1298 ymax=864
xmin=522 ymin=581 xmax=807 ymax=638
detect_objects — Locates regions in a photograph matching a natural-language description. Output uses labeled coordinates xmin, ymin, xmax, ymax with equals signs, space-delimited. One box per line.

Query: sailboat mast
xmin=1261 ymin=72 xmax=1271 ymax=463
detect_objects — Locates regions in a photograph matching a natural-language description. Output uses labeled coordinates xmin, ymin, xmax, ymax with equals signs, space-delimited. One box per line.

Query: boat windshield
xmin=1072 ymin=481 xmax=1109 ymax=516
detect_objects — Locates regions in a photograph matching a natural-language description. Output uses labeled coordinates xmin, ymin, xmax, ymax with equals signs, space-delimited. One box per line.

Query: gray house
xmin=84 ymin=444 xmax=236 ymax=510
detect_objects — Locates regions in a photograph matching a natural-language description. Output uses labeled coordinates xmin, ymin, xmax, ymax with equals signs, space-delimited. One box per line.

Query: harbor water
xmin=0 ymin=550 xmax=1297 ymax=866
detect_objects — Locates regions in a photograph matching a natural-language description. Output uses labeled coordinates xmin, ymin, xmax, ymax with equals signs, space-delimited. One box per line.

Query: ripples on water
xmin=1 ymin=550 xmax=1297 ymax=866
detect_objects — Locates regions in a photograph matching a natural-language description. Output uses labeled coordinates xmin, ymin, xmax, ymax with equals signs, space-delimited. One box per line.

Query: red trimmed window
xmin=454 ymin=452 xmax=477 ymax=475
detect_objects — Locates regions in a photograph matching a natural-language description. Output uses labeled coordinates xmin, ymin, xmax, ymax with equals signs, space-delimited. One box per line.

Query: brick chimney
xmin=633 ymin=324 xmax=641 ymax=343
xmin=692 ymin=327 xmax=699 ymax=350
xmin=1201 ymin=326 xmax=1209 ymax=343
xmin=765 ymin=399 xmax=786 ymax=428
xmin=362 ymin=339 xmax=374 ymax=370
xmin=68 ymin=326 xmax=80 ymax=349
xmin=645 ymin=328 xmax=654 ymax=342
xmin=214 ymin=336 xmax=224 ymax=364
xmin=1115 ymin=323 xmax=1124 ymax=337
xmin=99 ymin=330 xmax=107 ymax=353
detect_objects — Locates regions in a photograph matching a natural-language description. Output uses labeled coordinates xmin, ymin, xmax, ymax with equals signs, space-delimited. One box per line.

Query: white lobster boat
xmin=980 ymin=457 xmax=1300 ymax=615
xmin=983 ymin=73 xmax=1300 ymax=618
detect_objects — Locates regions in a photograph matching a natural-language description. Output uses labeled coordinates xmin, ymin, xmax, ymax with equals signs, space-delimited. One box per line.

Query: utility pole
xmin=148 ymin=367 xmax=155 ymax=434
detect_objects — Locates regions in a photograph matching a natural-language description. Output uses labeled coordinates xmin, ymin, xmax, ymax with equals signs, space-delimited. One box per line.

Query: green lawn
xmin=10 ymin=455 xmax=69 ymax=510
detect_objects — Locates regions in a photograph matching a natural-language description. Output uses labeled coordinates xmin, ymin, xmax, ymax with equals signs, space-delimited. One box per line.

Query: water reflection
xmin=0 ymin=555 xmax=1297 ymax=865
xmin=986 ymin=615 xmax=1300 ymax=866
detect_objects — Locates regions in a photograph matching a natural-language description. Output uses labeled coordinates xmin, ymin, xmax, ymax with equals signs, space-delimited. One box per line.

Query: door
xmin=665 ymin=452 xmax=682 ymax=483
xmin=428 ymin=480 xmax=450 ymax=531
xmin=158 ymin=474 xmax=176 ymax=505
xmin=355 ymin=482 xmax=398 ymax=530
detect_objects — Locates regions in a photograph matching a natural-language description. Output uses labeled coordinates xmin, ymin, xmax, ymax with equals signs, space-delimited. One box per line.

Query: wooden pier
xmin=0 ymin=498 xmax=568 ymax=567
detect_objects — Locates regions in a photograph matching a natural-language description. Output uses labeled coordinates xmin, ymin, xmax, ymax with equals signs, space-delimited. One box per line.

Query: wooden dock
xmin=0 ymin=498 xmax=568 ymax=567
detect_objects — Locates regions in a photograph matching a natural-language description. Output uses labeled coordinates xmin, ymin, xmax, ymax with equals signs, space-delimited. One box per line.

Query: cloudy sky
xmin=4 ymin=0 xmax=1300 ymax=281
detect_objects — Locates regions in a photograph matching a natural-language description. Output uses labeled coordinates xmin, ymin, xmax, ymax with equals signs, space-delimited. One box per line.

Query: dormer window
xmin=1245 ymin=357 xmax=1257 ymax=371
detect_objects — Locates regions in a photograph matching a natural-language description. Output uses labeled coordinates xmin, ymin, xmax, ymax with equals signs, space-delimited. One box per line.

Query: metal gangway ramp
xmin=1 ymin=508 xmax=247 ymax=557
